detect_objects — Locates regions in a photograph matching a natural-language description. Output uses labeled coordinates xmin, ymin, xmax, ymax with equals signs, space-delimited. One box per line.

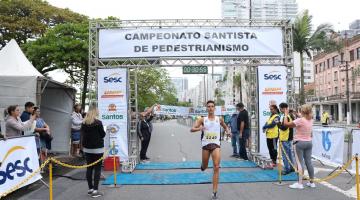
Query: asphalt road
xmin=12 ymin=120 xmax=358 ymax=200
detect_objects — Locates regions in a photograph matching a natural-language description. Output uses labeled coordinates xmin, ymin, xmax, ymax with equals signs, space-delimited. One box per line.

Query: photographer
xmin=5 ymin=105 xmax=35 ymax=137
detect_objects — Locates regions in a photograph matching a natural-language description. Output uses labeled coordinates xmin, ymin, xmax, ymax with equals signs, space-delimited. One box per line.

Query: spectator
xmin=228 ymin=111 xmax=239 ymax=157
xmin=81 ymin=103 xmax=105 ymax=198
xmin=278 ymin=103 xmax=295 ymax=175
xmin=237 ymin=103 xmax=250 ymax=160
xmin=321 ymin=111 xmax=329 ymax=126
xmin=71 ymin=103 xmax=83 ymax=157
xmin=20 ymin=101 xmax=35 ymax=122
xmin=262 ymin=104 xmax=280 ymax=166
xmin=283 ymin=104 xmax=315 ymax=189
xmin=5 ymin=105 xmax=35 ymax=137
xmin=137 ymin=104 xmax=157 ymax=162
xmin=34 ymin=107 xmax=52 ymax=167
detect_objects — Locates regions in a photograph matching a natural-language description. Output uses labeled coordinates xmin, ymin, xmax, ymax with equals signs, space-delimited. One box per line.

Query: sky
xmin=46 ymin=0 xmax=360 ymax=88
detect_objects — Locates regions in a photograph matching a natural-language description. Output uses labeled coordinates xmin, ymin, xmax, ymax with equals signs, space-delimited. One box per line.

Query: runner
xmin=191 ymin=100 xmax=230 ymax=200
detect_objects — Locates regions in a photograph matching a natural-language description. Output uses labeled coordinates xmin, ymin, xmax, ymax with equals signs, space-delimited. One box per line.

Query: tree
xmin=135 ymin=67 xmax=178 ymax=111
xmin=293 ymin=10 xmax=335 ymax=104
xmin=0 ymin=0 xmax=87 ymax=49
xmin=23 ymin=22 xmax=89 ymax=109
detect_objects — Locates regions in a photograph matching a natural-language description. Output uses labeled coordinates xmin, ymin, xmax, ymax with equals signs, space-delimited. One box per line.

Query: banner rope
xmin=0 ymin=158 xmax=51 ymax=199
xmin=0 ymin=148 xmax=111 ymax=198
xmin=50 ymin=149 xmax=109 ymax=169
xmin=279 ymin=143 xmax=354 ymax=183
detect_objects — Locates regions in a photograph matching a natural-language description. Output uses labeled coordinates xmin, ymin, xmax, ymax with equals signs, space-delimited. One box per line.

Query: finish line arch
xmin=88 ymin=19 xmax=295 ymax=172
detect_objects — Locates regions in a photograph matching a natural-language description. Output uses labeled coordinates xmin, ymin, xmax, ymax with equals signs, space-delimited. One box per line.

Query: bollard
xmin=49 ymin=159 xmax=53 ymax=200
xmin=278 ymin=141 xmax=282 ymax=184
xmin=356 ymin=154 xmax=359 ymax=200
xmin=112 ymin=141 xmax=117 ymax=187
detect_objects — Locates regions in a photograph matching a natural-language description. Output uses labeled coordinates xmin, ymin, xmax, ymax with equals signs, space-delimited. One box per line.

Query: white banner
xmin=312 ymin=127 xmax=344 ymax=166
xmin=351 ymin=129 xmax=360 ymax=171
xmin=0 ymin=136 xmax=41 ymax=195
xmin=98 ymin=68 xmax=128 ymax=161
xmin=258 ymin=66 xmax=287 ymax=156
xmin=154 ymin=105 xmax=237 ymax=116
xmin=99 ymin=28 xmax=283 ymax=58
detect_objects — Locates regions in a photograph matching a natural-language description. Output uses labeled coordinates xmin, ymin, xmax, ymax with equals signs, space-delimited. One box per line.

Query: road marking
xmin=314 ymin=167 xmax=357 ymax=199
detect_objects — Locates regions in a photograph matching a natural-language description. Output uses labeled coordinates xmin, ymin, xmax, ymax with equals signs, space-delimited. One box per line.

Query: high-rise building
xmin=170 ymin=77 xmax=188 ymax=102
xmin=222 ymin=0 xmax=298 ymax=21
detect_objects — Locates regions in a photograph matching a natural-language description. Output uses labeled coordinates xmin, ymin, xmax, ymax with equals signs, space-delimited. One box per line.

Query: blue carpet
xmin=103 ymin=170 xmax=298 ymax=185
xmin=135 ymin=160 xmax=257 ymax=170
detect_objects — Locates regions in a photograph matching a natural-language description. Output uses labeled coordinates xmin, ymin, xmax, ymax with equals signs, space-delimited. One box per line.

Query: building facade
xmin=222 ymin=0 xmax=298 ymax=20
xmin=170 ymin=77 xmax=188 ymax=102
xmin=309 ymin=35 xmax=360 ymax=123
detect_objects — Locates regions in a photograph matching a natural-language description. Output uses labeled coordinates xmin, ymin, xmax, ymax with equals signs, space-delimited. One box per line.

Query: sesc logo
xmin=322 ymin=130 xmax=332 ymax=151
xmin=264 ymin=71 xmax=281 ymax=80
xmin=104 ymin=73 xmax=122 ymax=83
xmin=0 ymin=146 xmax=33 ymax=185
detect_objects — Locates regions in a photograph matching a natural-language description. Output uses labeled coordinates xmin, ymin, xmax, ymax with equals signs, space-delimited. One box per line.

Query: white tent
xmin=0 ymin=39 xmax=76 ymax=153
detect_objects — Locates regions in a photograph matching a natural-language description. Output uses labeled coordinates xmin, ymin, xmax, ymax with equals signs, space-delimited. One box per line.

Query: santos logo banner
xmin=312 ymin=127 xmax=344 ymax=165
xmin=257 ymin=66 xmax=287 ymax=156
xmin=98 ymin=68 xmax=128 ymax=161
xmin=99 ymin=27 xmax=283 ymax=58
xmin=0 ymin=136 xmax=41 ymax=195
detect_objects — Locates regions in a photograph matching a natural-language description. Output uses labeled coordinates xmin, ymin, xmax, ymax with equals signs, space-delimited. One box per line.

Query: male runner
xmin=191 ymin=100 xmax=230 ymax=200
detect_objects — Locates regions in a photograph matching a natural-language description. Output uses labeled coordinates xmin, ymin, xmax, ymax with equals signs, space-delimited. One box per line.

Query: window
xmin=334 ymin=55 xmax=340 ymax=66
xmin=334 ymin=87 xmax=338 ymax=95
xmin=324 ymin=61 xmax=326 ymax=70
xmin=334 ymin=71 xmax=338 ymax=81
xmin=327 ymin=59 xmax=330 ymax=69
xmin=357 ymin=47 xmax=360 ymax=60
xmin=315 ymin=65 xmax=318 ymax=74
xmin=341 ymin=53 xmax=344 ymax=62
xmin=319 ymin=63 xmax=322 ymax=72
xmin=350 ymin=50 xmax=355 ymax=62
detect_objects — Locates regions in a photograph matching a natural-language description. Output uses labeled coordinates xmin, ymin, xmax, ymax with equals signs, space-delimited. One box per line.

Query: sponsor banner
xmin=258 ymin=66 xmax=287 ymax=156
xmin=312 ymin=127 xmax=344 ymax=166
xmin=99 ymin=28 xmax=283 ymax=58
xmin=98 ymin=68 xmax=128 ymax=161
xmin=154 ymin=105 xmax=237 ymax=116
xmin=351 ymin=129 xmax=360 ymax=171
xmin=0 ymin=136 xmax=42 ymax=194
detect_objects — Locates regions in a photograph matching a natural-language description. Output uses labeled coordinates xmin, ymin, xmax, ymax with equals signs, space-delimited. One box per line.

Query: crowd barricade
xmin=0 ymin=135 xmax=114 ymax=200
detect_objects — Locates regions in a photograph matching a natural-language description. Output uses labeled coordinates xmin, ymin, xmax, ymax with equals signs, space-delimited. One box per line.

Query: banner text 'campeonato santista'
xmin=126 ymin=32 xmax=256 ymax=53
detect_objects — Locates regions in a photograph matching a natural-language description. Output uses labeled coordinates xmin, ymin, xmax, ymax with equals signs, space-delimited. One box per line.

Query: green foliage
xmin=23 ymin=22 xmax=88 ymax=79
xmin=293 ymin=10 xmax=335 ymax=104
xmin=0 ymin=0 xmax=87 ymax=49
xmin=233 ymin=73 xmax=241 ymax=89
xmin=22 ymin=22 xmax=89 ymax=109
xmin=135 ymin=67 xmax=178 ymax=111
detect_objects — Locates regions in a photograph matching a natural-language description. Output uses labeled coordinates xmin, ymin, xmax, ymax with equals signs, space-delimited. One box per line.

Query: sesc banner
xmin=98 ymin=68 xmax=128 ymax=161
xmin=258 ymin=66 xmax=287 ymax=156
xmin=99 ymin=27 xmax=283 ymax=58
xmin=312 ymin=127 xmax=344 ymax=166
xmin=0 ymin=136 xmax=41 ymax=195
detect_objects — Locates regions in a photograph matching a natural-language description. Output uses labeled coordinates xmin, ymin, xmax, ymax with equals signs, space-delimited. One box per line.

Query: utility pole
xmin=345 ymin=60 xmax=350 ymax=125
xmin=340 ymin=31 xmax=351 ymax=125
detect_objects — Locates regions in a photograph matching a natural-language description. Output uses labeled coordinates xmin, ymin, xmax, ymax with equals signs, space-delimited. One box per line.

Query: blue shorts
xmin=71 ymin=131 xmax=81 ymax=142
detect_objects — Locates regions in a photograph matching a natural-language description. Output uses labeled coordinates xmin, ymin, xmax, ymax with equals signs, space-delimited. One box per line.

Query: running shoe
xmin=91 ymin=190 xmax=103 ymax=198
xmin=306 ymin=182 xmax=316 ymax=188
xmin=289 ymin=182 xmax=304 ymax=189
xmin=211 ymin=192 xmax=219 ymax=200
xmin=87 ymin=189 xmax=94 ymax=196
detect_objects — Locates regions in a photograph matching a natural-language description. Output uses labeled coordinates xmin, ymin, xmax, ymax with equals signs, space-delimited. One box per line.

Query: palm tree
xmin=293 ymin=10 xmax=335 ymax=104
